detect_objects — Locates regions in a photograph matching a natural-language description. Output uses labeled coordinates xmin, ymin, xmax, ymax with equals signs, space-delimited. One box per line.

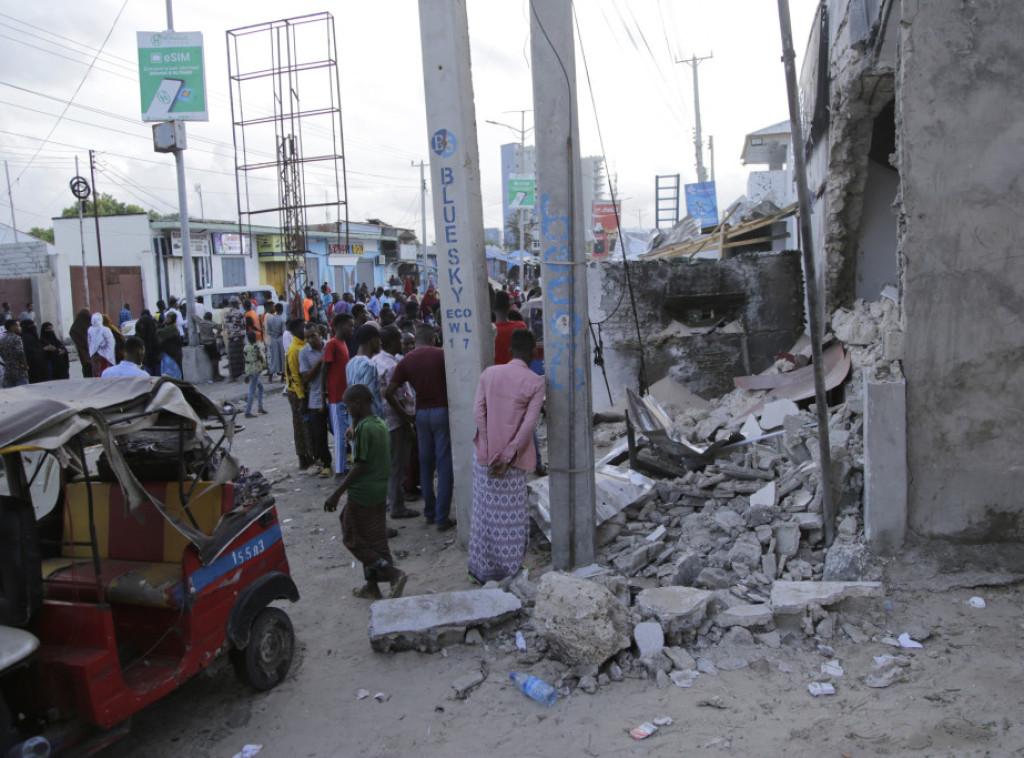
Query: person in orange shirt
xmin=492 ymin=290 xmax=527 ymax=365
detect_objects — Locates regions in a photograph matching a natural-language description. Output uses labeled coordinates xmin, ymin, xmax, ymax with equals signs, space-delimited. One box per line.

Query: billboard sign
xmin=592 ymin=200 xmax=621 ymax=258
xmin=212 ymin=232 xmax=249 ymax=255
xmin=684 ymin=181 xmax=719 ymax=230
xmin=137 ymin=31 xmax=208 ymax=122
xmin=508 ymin=174 xmax=535 ymax=210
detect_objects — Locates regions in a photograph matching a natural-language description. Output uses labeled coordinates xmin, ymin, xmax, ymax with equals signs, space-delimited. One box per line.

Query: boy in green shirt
xmin=324 ymin=383 xmax=408 ymax=599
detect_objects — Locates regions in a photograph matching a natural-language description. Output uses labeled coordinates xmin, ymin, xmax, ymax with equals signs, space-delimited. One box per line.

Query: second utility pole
xmin=680 ymin=53 xmax=712 ymax=184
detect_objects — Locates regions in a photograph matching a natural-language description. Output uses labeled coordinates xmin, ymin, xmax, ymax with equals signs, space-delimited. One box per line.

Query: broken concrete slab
xmin=822 ymin=541 xmax=871 ymax=581
xmin=534 ymin=572 xmax=631 ymax=666
xmin=369 ymin=590 xmax=522 ymax=652
xmin=774 ymin=522 xmax=801 ymax=557
xmin=759 ymin=398 xmax=801 ymax=430
xmin=770 ymin=581 xmax=884 ymax=615
xmin=670 ymin=552 xmax=702 ymax=587
xmin=635 ymin=587 xmax=713 ymax=635
xmin=528 ymin=465 xmax=655 ymax=540
xmin=749 ymin=481 xmax=777 ymax=509
xmin=716 ymin=603 xmax=774 ymax=628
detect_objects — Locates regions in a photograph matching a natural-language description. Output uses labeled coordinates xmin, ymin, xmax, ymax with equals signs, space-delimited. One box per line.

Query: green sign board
xmin=508 ymin=174 xmax=535 ymax=210
xmin=137 ymin=31 xmax=208 ymax=122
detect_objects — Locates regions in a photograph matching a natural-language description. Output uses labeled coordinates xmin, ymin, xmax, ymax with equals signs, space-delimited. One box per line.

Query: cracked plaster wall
xmin=899 ymin=0 xmax=1024 ymax=541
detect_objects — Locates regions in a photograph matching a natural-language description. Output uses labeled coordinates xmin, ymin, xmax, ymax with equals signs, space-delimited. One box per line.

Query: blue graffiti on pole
xmin=431 ymin=129 xmax=456 ymax=158
xmin=539 ymin=193 xmax=585 ymax=391
xmin=432 ymin=130 xmax=472 ymax=351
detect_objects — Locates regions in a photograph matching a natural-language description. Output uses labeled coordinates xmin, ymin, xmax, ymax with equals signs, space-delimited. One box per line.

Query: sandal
xmin=352 ymin=585 xmax=383 ymax=600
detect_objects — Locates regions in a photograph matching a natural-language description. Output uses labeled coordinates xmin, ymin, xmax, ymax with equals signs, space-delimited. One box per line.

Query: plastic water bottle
xmin=6 ymin=736 xmax=50 ymax=758
xmin=509 ymin=672 xmax=557 ymax=706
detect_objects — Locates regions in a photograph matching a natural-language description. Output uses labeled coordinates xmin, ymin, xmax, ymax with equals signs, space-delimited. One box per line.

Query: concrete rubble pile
xmin=368 ymin=295 xmax=912 ymax=698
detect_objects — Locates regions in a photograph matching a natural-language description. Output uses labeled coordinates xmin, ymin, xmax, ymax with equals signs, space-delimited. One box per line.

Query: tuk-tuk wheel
xmin=230 ymin=607 xmax=295 ymax=690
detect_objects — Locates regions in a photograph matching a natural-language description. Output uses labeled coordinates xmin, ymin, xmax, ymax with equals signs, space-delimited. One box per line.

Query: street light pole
xmin=485 ymin=113 xmax=533 ymax=286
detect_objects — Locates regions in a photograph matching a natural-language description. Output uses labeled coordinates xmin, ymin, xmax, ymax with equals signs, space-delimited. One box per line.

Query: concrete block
xmin=663 ymin=645 xmax=696 ymax=671
xmin=774 ymin=523 xmax=801 ymax=558
xmin=369 ymin=589 xmax=522 ymax=652
xmin=727 ymin=533 xmax=763 ymax=569
xmin=670 ymin=552 xmax=702 ymax=587
xmin=770 ymin=580 xmax=883 ymax=615
xmin=635 ymin=587 xmax=713 ymax=635
xmin=534 ymin=573 xmax=631 ymax=666
xmin=716 ymin=603 xmax=773 ymax=628
xmin=633 ymin=621 xmax=664 ymax=658
xmin=863 ymin=377 xmax=907 ymax=556
xmin=714 ymin=509 xmax=745 ymax=532
xmin=749 ymin=481 xmax=777 ymax=509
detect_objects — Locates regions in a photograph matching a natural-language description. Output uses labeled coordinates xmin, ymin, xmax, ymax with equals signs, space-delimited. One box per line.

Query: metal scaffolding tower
xmin=226 ymin=12 xmax=349 ymax=302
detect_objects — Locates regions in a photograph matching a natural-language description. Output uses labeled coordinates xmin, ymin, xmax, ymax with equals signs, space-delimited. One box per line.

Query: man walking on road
xmin=468 ymin=329 xmax=545 ymax=583
xmin=300 ymin=323 xmax=332 ymax=477
xmin=387 ymin=324 xmax=454 ymax=531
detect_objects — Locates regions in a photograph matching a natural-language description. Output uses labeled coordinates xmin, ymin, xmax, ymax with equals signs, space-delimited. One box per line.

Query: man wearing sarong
xmin=468 ymin=329 xmax=545 ymax=584
xmin=324 ymin=383 xmax=408 ymax=600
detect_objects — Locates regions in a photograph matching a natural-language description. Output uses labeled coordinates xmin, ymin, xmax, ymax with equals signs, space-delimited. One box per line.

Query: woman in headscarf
xmin=40 ymin=322 xmax=70 ymax=380
xmin=420 ymin=286 xmax=438 ymax=320
xmin=133 ymin=309 xmax=161 ymax=376
xmin=20 ymin=320 xmax=48 ymax=383
xmin=87 ymin=312 xmax=116 ymax=376
xmin=157 ymin=311 xmax=184 ymax=379
xmin=69 ymin=308 xmax=93 ymax=377
xmin=102 ymin=314 xmax=126 ymax=363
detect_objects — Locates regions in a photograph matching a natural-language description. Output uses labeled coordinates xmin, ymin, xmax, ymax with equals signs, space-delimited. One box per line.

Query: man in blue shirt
xmin=102 ymin=337 xmax=150 ymax=377
xmin=118 ymin=303 xmax=132 ymax=328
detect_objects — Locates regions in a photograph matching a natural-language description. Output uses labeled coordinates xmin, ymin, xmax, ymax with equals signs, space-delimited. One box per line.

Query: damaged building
xmin=587 ymin=0 xmax=1024 ymax=552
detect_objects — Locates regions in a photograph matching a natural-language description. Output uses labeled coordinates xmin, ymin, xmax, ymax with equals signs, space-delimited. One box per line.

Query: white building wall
xmin=52 ymin=214 xmax=157 ymax=335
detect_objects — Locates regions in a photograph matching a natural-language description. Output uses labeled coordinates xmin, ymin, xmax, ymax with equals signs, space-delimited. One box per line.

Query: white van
xmin=196 ymin=286 xmax=280 ymax=324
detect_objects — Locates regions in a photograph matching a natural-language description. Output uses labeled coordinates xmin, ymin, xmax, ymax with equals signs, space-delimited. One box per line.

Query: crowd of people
xmin=0 ymin=278 xmax=548 ymax=604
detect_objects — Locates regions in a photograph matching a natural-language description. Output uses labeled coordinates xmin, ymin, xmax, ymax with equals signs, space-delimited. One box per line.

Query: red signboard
xmin=592 ymin=200 xmax=621 ymax=258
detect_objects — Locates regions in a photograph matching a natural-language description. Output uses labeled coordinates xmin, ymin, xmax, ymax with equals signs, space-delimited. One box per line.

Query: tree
xmin=60 ymin=193 xmax=149 ymax=218
xmin=504 ymin=210 xmax=536 ymax=253
xmin=28 ymin=227 xmax=54 ymax=244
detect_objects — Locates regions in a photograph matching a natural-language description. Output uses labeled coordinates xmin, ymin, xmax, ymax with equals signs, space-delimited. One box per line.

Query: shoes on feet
xmin=258 ymin=408 xmax=268 ymax=414
xmin=391 ymin=508 xmax=420 ymax=519
xmin=436 ymin=518 xmax=456 ymax=532
xmin=244 ymin=412 xmax=257 ymax=418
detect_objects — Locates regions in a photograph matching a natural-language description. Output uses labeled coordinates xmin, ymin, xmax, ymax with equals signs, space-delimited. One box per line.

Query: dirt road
xmin=103 ymin=383 xmax=1024 ymax=757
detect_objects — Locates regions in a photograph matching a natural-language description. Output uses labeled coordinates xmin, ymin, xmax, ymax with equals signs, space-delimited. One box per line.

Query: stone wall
xmin=899 ymin=1 xmax=1024 ymax=541
xmin=587 ymin=253 xmax=805 ymax=405
xmin=0 ymin=240 xmax=50 ymax=277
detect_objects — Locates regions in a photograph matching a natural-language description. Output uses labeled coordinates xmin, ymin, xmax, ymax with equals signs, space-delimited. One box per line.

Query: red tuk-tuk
xmin=0 ymin=377 xmax=298 ymax=755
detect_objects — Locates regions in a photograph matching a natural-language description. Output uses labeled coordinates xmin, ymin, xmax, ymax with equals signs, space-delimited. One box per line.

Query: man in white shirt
xmin=374 ymin=324 xmax=418 ymax=519
xmin=102 ymin=337 xmax=151 ymax=378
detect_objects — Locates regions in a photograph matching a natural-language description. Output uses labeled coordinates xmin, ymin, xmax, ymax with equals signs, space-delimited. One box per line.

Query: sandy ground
xmin=100 ymin=380 xmax=1024 ymax=758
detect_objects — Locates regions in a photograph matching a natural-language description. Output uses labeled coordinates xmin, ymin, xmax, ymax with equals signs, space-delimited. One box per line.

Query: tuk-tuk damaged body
xmin=0 ymin=378 xmax=298 ymax=755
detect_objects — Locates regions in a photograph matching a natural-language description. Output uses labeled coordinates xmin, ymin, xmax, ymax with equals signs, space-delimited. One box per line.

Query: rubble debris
xmin=533 ymin=573 xmax=631 ymax=666
xmin=635 ymin=587 xmax=713 ymax=639
xmin=452 ymin=670 xmax=487 ymax=699
xmin=770 ymin=581 xmax=884 ymax=615
xmin=368 ymin=590 xmax=522 ymax=653
xmin=807 ymin=682 xmax=835 ymax=696
xmin=528 ymin=465 xmax=655 ymax=541
xmin=633 ymin=621 xmax=665 ymax=658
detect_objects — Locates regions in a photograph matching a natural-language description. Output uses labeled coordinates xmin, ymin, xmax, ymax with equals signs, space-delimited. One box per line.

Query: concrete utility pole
xmin=777 ymin=0 xmax=836 ymax=545
xmin=74 ymin=156 xmax=90 ymax=309
xmin=413 ymin=159 xmax=428 ymax=291
xmin=680 ymin=54 xmax=712 ymax=184
xmin=3 ymin=161 xmax=16 ymax=241
xmin=530 ymin=0 xmax=597 ymax=570
xmin=418 ymin=0 xmax=492 ymax=546
xmin=88 ymin=150 xmax=109 ymax=315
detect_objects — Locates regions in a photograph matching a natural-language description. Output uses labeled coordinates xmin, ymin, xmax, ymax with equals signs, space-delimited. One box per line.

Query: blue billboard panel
xmin=684 ymin=181 xmax=719 ymax=230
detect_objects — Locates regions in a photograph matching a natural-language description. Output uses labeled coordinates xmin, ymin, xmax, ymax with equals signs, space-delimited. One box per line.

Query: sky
xmin=0 ymin=0 xmax=819 ymax=244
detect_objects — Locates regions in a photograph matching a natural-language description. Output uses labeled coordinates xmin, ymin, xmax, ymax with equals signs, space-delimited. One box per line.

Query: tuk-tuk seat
xmin=42 ymin=482 xmax=233 ymax=609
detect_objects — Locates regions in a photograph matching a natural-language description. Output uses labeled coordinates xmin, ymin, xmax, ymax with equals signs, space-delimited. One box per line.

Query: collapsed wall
xmin=587 ymin=253 xmax=805 ymax=405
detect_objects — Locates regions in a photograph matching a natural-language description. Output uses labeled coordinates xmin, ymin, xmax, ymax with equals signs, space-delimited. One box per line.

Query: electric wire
xmin=12 ymin=0 xmax=129 ymax=183
xmin=574 ymin=3 xmax=649 ymax=396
